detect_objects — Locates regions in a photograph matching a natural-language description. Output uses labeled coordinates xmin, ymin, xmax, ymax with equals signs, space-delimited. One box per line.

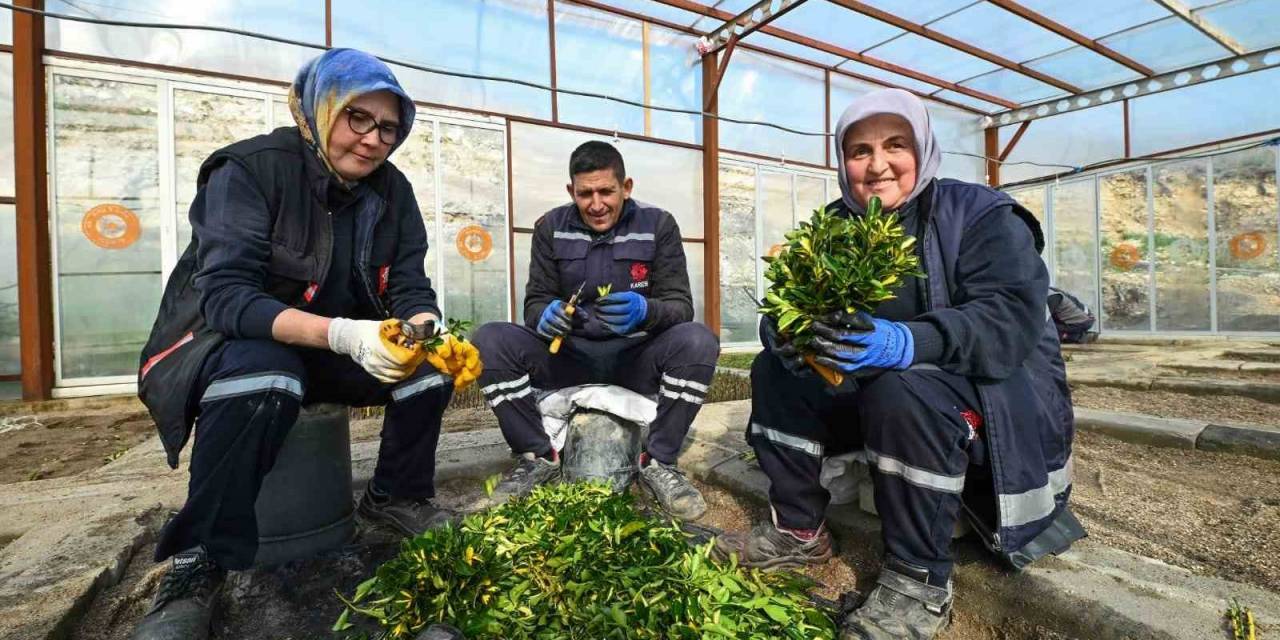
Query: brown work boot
xmin=841 ymin=556 xmax=952 ymax=640
xmin=713 ymin=513 xmax=833 ymax=570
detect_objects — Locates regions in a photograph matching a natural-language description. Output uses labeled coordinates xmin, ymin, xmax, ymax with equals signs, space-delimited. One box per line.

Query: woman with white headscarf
xmin=716 ymin=89 xmax=1081 ymax=640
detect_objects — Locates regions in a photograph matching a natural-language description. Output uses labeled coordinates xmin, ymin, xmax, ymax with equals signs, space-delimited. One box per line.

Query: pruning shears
xmin=549 ymin=281 xmax=586 ymax=355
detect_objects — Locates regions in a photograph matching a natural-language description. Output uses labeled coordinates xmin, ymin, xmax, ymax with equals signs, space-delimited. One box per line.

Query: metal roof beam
xmin=650 ymin=0 xmax=1021 ymax=108
xmin=1150 ymin=0 xmax=1245 ymax=55
xmin=985 ymin=44 xmax=1280 ymax=126
xmin=826 ymin=0 xmax=1082 ymax=93
xmin=984 ymin=0 xmax=1156 ymax=76
xmin=696 ymin=0 xmax=809 ymax=56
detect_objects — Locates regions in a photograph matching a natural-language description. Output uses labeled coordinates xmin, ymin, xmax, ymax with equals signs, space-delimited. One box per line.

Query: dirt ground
xmin=1071 ymin=385 xmax=1280 ymax=426
xmin=0 ymin=407 xmax=155 ymax=483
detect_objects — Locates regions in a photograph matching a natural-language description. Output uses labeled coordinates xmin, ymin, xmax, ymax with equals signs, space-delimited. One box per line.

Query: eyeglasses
xmin=343 ymin=106 xmax=400 ymax=145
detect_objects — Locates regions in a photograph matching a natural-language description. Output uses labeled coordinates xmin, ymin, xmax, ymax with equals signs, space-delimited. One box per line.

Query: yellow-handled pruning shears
xmin=549 ymin=281 xmax=587 ymax=355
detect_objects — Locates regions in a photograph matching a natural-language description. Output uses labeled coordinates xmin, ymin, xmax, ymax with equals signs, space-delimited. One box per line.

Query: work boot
xmin=841 ymin=556 xmax=952 ymax=640
xmin=490 ymin=451 xmax=560 ymax=502
xmin=357 ymin=486 xmax=455 ymax=537
xmin=415 ymin=623 xmax=466 ymax=639
xmin=130 ymin=546 xmax=225 ymax=640
xmin=713 ymin=516 xmax=834 ymax=569
xmin=638 ymin=456 xmax=707 ymax=520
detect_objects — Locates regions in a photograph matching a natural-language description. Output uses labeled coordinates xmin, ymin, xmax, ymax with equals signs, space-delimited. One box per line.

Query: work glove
xmin=596 ymin=291 xmax=648 ymax=335
xmin=424 ymin=328 xmax=484 ymax=391
xmin=811 ymin=311 xmax=914 ymax=374
xmin=536 ymin=300 xmax=575 ymax=340
xmin=759 ymin=315 xmax=810 ymax=378
xmin=328 ymin=317 xmax=418 ymax=383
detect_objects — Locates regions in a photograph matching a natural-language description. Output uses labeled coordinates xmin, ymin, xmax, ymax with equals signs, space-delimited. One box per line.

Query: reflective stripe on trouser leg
xmin=481 ymin=372 xmax=551 ymax=456
xmin=646 ymin=368 xmax=712 ymax=464
xmin=375 ymin=367 xmax=453 ymax=499
xmin=200 ymin=371 xmax=303 ymax=404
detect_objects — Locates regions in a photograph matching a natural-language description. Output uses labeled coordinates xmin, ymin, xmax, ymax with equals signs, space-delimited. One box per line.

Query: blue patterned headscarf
xmin=288 ymin=48 xmax=416 ymax=181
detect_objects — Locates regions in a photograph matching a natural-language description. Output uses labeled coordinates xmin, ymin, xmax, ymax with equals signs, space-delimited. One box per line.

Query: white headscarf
xmin=833 ymin=88 xmax=942 ymax=214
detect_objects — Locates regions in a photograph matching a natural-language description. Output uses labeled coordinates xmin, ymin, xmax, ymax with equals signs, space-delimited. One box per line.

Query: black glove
xmin=810 ymin=311 xmax=890 ymax=380
xmin=760 ymin=315 xmax=811 ymax=378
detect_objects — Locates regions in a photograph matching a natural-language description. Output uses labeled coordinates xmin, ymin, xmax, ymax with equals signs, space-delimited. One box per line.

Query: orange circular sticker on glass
xmin=81 ymin=204 xmax=142 ymax=250
xmin=456 ymin=225 xmax=493 ymax=262
xmin=1109 ymin=243 xmax=1141 ymax=270
xmin=1229 ymin=232 xmax=1267 ymax=261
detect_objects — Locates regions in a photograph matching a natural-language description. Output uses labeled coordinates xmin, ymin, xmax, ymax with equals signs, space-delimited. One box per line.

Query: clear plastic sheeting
xmin=555 ymin=3 xmax=645 ymax=136
xmin=1012 ymin=0 xmax=1170 ymax=40
xmin=684 ymin=241 xmax=706 ymax=322
xmin=929 ymin=104 xmax=985 ymax=183
xmin=717 ymin=163 xmax=758 ymax=344
xmin=513 ymin=231 xmax=532 ymax=322
xmin=44 ymin=0 xmax=322 ymax=83
xmin=1099 ymin=169 xmax=1152 ymax=331
xmin=999 ymin=103 xmax=1125 ymax=185
xmin=1025 ymin=46 xmax=1141 ymax=94
xmin=0 ymin=54 xmax=12 ymax=197
xmin=846 ymin=0 xmax=977 ymax=27
xmin=646 ymin=24 xmax=702 ymax=144
xmin=1 ymin=6 xmax=10 ymax=45
xmin=508 ymin=121 xmax=705 ymax=237
xmin=49 ymin=74 xmax=161 ymax=380
xmin=0 ymin=204 xmax=16 ymax=376
xmin=929 ymin=2 xmax=1074 ymax=64
xmin=719 ymin=49 xmax=825 ymax=165
xmin=747 ymin=32 xmax=847 ymax=68
xmin=1153 ymin=159 xmax=1212 ymax=331
xmin=862 ymin=34 xmax=999 ymax=87
xmin=837 ymin=60 xmax=949 ymax=96
xmin=385 ymin=119 xmax=437 ymax=286
xmin=1129 ymin=67 xmax=1280 ymax=156
xmin=770 ymin=1 xmax=903 ymax=58
xmin=334 ymin=0 xmax=551 ymax=120
xmin=587 ymin=0 xmax=705 ymax=27
xmin=828 ymin=73 xmax=880 ymax=137
xmin=961 ymin=68 xmax=1063 ymax=105
xmin=1051 ymin=178 xmax=1100 ymax=317
xmin=1212 ymin=147 xmax=1278 ymax=332
xmin=1199 ymin=0 xmax=1280 ymax=52
xmin=1099 ymin=15 xmax=1231 ymax=74
xmin=439 ymin=124 xmax=510 ymax=328
xmin=929 ymin=89 xmax=1005 ymax=114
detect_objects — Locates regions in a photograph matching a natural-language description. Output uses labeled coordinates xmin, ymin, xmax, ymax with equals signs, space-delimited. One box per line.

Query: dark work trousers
xmin=747 ymin=352 xmax=986 ymax=583
xmin=470 ymin=322 xmax=719 ymax=465
xmin=154 ymin=338 xmax=453 ymax=570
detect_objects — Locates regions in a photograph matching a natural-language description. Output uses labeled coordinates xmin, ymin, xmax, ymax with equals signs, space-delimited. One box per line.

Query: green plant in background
xmin=759 ymin=196 xmax=923 ymax=381
xmin=334 ymin=482 xmax=836 ymax=639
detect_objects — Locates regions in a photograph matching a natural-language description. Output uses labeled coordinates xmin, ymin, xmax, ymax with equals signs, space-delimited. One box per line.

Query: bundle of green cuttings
xmin=334 ymin=482 xmax=836 ymax=639
xmin=760 ymin=195 xmax=923 ymax=364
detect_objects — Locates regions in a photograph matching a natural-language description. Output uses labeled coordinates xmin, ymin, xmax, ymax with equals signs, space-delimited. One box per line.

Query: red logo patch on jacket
xmin=377 ymin=265 xmax=390 ymax=295
xmin=630 ymin=262 xmax=649 ymax=283
xmin=960 ymin=408 xmax=983 ymax=441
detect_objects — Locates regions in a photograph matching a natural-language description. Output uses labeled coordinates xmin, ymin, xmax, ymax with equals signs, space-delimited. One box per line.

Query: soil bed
xmin=0 ymin=409 xmax=155 ymax=483
xmin=1071 ymin=385 xmax=1280 ymax=427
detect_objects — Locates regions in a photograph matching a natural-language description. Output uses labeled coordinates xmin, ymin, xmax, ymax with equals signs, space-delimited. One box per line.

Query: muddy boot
xmin=489 ymin=452 xmax=560 ymax=503
xmin=357 ymin=486 xmax=455 ymax=537
xmin=840 ymin=556 xmax=952 ymax=640
xmin=713 ymin=519 xmax=833 ymax=569
xmin=638 ymin=457 xmax=707 ymax=520
xmin=130 ymin=546 xmax=226 ymax=640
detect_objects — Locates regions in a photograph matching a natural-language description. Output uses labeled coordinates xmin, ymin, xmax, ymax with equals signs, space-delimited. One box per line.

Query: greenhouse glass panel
xmin=0 ymin=54 xmax=12 ymax=197
xmin=508 ymin=122 xmax=704 ymax=236
xmin=1213 ymin=147 xmax=1279 ymax=332
xmin=761 ymin=171 xmax=793 ymax=258
xmin=271 ymin=100 xmax=292 ymax=130
xmin=848 ymin=0 xmax=976 ymax=24
xmin=862 ymin=34 xmax=999 ymax=85
xmin=745 ymin=33 xmax=846 ymax=67
xmin=1024 ymin=46 xmax=1142 ymax=93
xmin=334 ymin=0 xmax=551 ymax=120
xmin=439 ymin=124 xmax=508 ymax=327
xmin=589 ymin=0 xmax=704 ymax=27
xmin=796 ymin=175 xmax=829 ymax=216
xmin=555 ymin=3 xmax=645 ymax=135
xmin=1152 ymin=160 xmax=1211 ymax=331
xmin=1099 ymin=170 xmax=1152 ymax=331
xmin=1198 ymin=0 xmax=1280 ymax=51
xmin=1009 ymin=186 xmax=1046 ymax=226
xmin=45 ymin=0 xmax=321 ymax=83
xmin=0 ymin=204 xmax=15 ymax=376
xmin=1129 ymin=68 xmax=1280 ymax=156
xmin=1099 ymin=16 xmax=1231 ymax=73
xmin=647 ymin=24 xmax=702 ymax=144
xmin=719 ymin=50 xmax=826 ymax=165
xmin=960 ymin=69 xmax=1063 ymax=105
xmin=1 ymin=7 xmax=9 ymax=45
xmin=929 ymin=90 xmax=1006 ymax=114
xmin=1013 ymin=0 xmax=1170 ymax=40
xmin=770 ymin=2 xmax=903 ymax=58
xmin=173 ymin=90 xmax=268 ymax=252
xmin=836 ymin=61 xmax=948 ymax=95
xmin=999 ymin=103 xmax=1125 ymax=184
xmin=719 ymin=164 xmax=758 ymax=344
xmin=828 ymin=73 xmax=878 ymax=135
xmin=929 ymin=104 xmax=984 ymax=183
xmin=513 ymin=231 xmax=532 ymax=323
xmin=685 ymin=242 xmax=705 ymax=323
xmin=1051 ymin=179 xmax=1099 ymax=317
xmin=393 ymin=121 xmax=439 ymax=287
xmin=50 ymin=75 xmax=161 ymax=379
xmin=930 ymin=2 xmax=1073 ymax=63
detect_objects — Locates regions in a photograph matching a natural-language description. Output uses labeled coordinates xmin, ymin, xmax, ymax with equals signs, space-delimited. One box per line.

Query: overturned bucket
xmin=561 ymin=409 xmax=644 ymax=493
xmin=254 ymin=403 xmax=356 ymax=565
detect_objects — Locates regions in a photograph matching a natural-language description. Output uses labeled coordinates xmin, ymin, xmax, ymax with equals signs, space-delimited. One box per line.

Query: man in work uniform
xmin=471 ymin=141 xmax=719 ymax=519
xmin=131 ymin=50 xmax=480 ymax=640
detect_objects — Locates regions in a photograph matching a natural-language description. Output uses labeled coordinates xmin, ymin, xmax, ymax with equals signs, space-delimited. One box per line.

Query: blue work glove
xmin=596 ymin=291 xmax=648 ymax=335
xmin=810 ymin=311 xmax=914 ymax=374
xmin=536 ymin=300 xmax=574 ymax=340
xmin=760 ymin=315 xmax=810 ymax=378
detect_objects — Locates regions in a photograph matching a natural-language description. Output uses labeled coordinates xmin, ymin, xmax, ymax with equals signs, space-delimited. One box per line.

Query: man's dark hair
xmin=569 ymin=141 xmax=626 ymax=183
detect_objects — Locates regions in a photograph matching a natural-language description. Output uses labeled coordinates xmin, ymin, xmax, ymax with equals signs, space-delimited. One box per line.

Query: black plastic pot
xmin=561 ymin=409 xmax=644 ymax=492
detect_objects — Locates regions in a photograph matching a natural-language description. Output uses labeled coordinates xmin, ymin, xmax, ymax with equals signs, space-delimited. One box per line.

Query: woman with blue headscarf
xmin=133 ymin=49 xmax=479 ymax=640
xmin=716 ymin=89 xmax=1081 ymax=640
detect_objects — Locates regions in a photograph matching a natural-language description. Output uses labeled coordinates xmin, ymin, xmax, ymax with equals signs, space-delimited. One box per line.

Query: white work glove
xmin=327 ymin=317 xmax=416 ymax=383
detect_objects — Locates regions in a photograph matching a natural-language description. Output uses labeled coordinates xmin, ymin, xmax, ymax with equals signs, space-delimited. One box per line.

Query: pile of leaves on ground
xmin=759 ymin=196 xmax=922 ymax=383
xmin=335 ymin=482 xmax=837 ymax=639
